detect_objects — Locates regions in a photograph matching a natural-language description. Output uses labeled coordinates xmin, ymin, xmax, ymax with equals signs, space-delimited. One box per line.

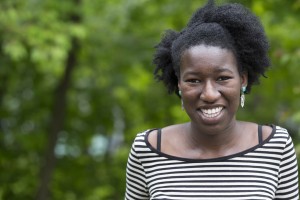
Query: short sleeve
xmin=275 ymin=134 xmax=299 ymax=199
xmin=125 ymin=137 xmax=149 ymax=200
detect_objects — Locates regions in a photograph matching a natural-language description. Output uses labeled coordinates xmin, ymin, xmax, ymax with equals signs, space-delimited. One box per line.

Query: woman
xmin=125 ymin=1 xmax=299 ymax=199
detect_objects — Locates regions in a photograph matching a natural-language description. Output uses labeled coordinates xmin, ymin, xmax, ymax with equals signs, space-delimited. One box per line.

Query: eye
xmin=217 ymin=76 xmax=232 ymax=81
xmin=186 ymin=79 xmax=201 ymax=83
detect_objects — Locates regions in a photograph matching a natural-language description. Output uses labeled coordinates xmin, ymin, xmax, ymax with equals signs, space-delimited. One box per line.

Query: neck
xmin=186 ymin=121 xmax=242 ymax=152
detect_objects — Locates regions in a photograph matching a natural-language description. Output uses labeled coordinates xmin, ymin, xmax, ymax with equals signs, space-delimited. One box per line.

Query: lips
xmin=200 ymin=107 xmax=223 ymax=118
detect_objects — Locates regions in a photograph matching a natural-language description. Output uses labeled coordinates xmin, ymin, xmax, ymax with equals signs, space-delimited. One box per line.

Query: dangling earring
xmin=240 ymin=86 xmax=246 ymax=108
xmin=179 ymin=90 xmax=184 ymax=110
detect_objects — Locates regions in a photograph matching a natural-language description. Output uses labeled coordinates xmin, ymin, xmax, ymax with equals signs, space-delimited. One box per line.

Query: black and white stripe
xmin=125 ymin=126 xmax=299 ymax=200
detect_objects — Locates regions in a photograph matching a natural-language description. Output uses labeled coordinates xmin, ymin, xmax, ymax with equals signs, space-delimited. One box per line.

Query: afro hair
xmin=153 ymin=0 xmax=270 ymax=96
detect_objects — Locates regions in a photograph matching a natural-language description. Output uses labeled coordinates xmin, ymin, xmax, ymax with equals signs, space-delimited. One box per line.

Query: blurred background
xmin=0 ymin=0 xmax=299 ymax=199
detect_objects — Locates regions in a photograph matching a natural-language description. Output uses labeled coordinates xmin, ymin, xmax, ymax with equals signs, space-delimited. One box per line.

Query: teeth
xmin=201 ymin=107 xmax=223 ymax=118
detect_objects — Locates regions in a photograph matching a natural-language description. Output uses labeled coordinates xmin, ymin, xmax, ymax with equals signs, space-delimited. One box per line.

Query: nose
xmin=200 ymin=80 xmax=220 ymax=103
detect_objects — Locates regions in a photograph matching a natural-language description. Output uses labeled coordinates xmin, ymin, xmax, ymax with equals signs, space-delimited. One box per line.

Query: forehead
xmin=181 ymin=45 xmax=238 ymax=73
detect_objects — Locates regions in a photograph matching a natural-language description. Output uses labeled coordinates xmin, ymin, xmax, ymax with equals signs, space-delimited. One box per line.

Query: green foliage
xmin=0 ymin=0 xmax=299 ymax=199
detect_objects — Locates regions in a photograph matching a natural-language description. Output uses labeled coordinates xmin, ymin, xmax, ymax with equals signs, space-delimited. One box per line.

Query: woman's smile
xmin=196 ymin=106 xmax=225 ymax=125
xmin=199 ymin=106 xmax=223 ymax=118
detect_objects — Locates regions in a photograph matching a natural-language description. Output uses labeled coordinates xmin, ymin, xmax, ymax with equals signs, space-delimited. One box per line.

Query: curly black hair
xmin=153 ymin=0 xmax=270 ymax=96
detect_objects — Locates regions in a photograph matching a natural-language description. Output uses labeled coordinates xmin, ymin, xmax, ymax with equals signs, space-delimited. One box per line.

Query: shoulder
xmin=241 ymin=122 xmax=273 ymax=142
xmin=261 ymin=124 xmax=273 ymax=141
xmin=273 ymin=125 xmax=289 ymax=134
xmin=134 ymin=130 xmax=149 ymax=141
xmin=259 ymin=124 xmax=290 ymax=140
xmin=270 ymin=125 xmax=295 ymax=148
xmin=147 ymin=124 xmax=186 ymax=151
xmin=132 ymin=129 xmax=152 ymax=145
xmin=272 ymin=125 xmax=290 ymax=139
xmin=147 ymin=129 xmax=159 ymax=150
xmin=130 ymin=129 xmax=157 ymax=153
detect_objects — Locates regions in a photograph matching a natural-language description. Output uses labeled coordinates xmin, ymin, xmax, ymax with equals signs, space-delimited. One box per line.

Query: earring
xmin=179 ymin=90 xmax=184 ymax=110
xmin=240 ymin=86 xmax=246 ymax=108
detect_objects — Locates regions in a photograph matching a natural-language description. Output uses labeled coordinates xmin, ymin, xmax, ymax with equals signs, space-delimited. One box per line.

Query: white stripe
xmin=147 ymin=171 xmax=278 ymax=182
xmin=146 ymin=166 xmax=278 ymax=177
xmin=150 ymin=181 xmax=277 ymax=191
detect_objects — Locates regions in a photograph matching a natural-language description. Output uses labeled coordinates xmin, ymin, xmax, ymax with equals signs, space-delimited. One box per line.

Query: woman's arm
xmin=125 ymin=141 xmax=149 ymax=200
xmin=275 ymin=135 xmax=299 ymax=199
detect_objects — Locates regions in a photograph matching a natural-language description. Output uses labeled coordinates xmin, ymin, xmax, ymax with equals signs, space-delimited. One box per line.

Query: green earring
xmin=242 ymin=86 xmax=247 ymax=93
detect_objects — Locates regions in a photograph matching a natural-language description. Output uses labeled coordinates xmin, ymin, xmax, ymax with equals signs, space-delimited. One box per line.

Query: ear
xmin=240 ymin=71 xmax=248 ymax=88
xmin=178 ymin=83 xmax=182 ymax=91
xmin=177 ymin=83 xmax=182 ymax=97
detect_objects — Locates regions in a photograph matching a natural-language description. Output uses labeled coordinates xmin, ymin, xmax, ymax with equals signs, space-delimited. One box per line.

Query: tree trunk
xmin=36 ymin=2 xmax=81 ymax=199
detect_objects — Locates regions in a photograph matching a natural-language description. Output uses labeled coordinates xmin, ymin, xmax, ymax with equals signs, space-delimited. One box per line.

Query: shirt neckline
xmin=144 ymin=124 xmax=276 ymax=162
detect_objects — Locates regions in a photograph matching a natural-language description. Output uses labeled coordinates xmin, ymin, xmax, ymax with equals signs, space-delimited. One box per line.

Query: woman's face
xmin=178 ymin=45 xmax=247 ymax=133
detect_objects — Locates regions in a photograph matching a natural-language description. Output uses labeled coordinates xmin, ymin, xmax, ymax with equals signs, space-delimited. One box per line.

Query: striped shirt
xmin=125 ymin=125 xmax=299 ymax=200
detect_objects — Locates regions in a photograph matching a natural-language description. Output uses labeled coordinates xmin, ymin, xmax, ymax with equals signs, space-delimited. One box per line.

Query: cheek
xmin=180 ymin=88 xmax=199 ymax=108
xmin=179 ymin=84 xmax=200 ymax=98
xmin=226 ymin=88 xmax=242 ymax=108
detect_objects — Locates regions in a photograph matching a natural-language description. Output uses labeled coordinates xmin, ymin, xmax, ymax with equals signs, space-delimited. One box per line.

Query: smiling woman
xmin=125 ymin=0 xmax=299 ymax=199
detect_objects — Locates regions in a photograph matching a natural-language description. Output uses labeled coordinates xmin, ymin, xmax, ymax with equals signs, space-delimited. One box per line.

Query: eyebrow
xmin=214 ymin=67 xmax=234 ymax=74
xmin=182 ymin=67 xmax=235 ymax=76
